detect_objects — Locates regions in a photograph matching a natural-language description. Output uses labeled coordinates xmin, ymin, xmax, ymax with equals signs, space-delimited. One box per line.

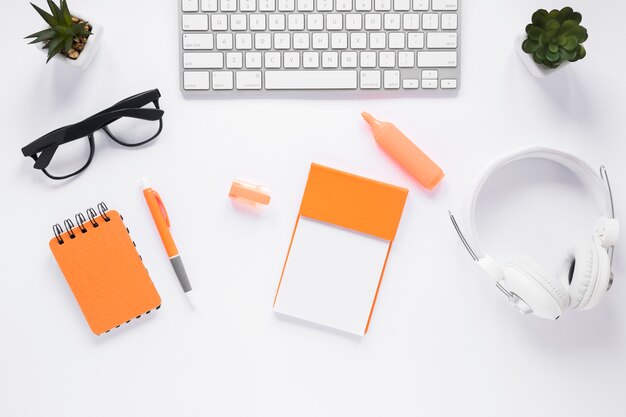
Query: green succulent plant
xmin=522 ymin=7 xmax=588 ymax=69
xmin=25 ymin=0 xmax=93 ymax=63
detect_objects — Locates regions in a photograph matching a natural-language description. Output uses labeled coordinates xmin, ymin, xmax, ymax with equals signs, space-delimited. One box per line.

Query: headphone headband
xmin=466 ymin=146 xmax=613 ymax=259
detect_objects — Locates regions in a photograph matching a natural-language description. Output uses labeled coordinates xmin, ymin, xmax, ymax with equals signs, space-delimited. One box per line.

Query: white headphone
xmin=449 ymin=147 xmax=619 ymax=320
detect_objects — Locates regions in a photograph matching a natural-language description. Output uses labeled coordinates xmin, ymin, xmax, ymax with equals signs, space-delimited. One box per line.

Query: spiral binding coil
xmin=53 ymin=202 xmax=110 ymax=245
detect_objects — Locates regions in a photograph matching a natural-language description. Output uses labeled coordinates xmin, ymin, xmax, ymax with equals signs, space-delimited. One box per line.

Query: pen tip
xmin=140 ymin=177 xmax=151 ymax=190
xmin=185 ymin=291 xmax=196 ymax=310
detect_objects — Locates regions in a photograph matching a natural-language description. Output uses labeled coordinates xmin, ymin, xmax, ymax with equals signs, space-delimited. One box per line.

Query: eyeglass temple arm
xmin=93 ymin=89 xmax=161 ymax=116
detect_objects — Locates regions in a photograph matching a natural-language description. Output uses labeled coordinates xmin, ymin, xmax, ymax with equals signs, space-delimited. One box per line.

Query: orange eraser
xmin=229 ymin=180 xmax=271 ymax=206
xmin=362 ymin=112 xmax=444 ymax=190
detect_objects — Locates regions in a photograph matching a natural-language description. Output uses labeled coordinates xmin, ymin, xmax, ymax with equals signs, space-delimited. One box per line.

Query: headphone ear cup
xmin=504 ymin=256 xmax=570 ymax=320
xmin=563 ymin=241 xmax=611 ymax=310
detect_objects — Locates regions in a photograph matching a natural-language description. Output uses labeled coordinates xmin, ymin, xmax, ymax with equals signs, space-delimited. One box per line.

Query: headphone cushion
xmin=563 ymin=241 xmax=610 ymax=310
xmin=504 ymin=256 xmax=570 ymax=319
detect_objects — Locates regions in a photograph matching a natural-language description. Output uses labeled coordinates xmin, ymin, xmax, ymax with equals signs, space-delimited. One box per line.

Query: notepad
xmin=273 ymin=164 xmax=408 ymax=336
xmin=50 ymin=203 xmax=161 ymax=335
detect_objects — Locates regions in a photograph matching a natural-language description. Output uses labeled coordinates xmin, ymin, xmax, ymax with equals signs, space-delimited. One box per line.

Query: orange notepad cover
xmin=50 ymin=210 xmax=160 ymax=335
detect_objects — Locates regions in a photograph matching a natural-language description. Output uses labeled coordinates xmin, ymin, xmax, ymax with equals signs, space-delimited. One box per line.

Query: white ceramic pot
xmin=38 ymin=15 xmax=103 ymax=70
xmin=515 ymin=32 xmax=568 ymax=78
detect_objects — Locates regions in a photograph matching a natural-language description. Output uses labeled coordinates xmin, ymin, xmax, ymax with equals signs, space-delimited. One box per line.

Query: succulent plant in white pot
xmin=25 ymin=0 xmax=103 ymax=70
xmin=515 ymin=7 xmax=588 ymax=78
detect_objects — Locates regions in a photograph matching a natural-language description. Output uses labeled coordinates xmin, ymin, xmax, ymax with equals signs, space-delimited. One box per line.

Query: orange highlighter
xmin=362 ymin=112 xmax=444 ymax=191
xmin=142 ymin=178 xmax=193 ymax=302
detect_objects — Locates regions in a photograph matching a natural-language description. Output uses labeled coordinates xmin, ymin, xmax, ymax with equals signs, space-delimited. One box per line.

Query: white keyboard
xmin=179 ymin=0 xmax=460 ymax=95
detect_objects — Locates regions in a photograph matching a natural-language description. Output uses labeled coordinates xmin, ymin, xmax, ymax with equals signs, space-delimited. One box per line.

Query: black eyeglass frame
xmin=21 ymin=89 xmax=164 ymax=180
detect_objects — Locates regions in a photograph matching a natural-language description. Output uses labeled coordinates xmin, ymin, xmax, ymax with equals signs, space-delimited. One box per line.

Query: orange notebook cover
xmin=50 ymin=204 xmax=161 ymax=335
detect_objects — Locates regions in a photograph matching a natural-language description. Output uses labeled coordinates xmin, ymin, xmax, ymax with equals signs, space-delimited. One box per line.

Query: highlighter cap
xmin=229 ymin=180 xmax=271 ymax=206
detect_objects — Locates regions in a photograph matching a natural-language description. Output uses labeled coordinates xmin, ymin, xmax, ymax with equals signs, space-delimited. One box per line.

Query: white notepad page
xmin=274 ymin=217 xmax=391 ymax=336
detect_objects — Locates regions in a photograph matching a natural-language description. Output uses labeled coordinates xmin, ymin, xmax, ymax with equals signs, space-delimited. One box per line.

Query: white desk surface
xmin=2 ymin=0 xmax=626 ymax=416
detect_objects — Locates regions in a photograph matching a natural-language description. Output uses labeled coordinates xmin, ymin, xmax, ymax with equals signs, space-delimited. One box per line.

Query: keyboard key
xmin=398 ymin=51 xmax=414 ymax=67
xmin=216 ymin=33 xmax=233 ymax=49
xmin=322 ymin=51 xmax=339 ymax=67
xmin=265 ymin=51 xmax=281 ymax=68
xmin=364 ymin=14 xmax=382 ymax=30
xmin=384 ymin=70 xmax=400 ymax=89
xmin=421 ymin=69 xmax=437 ymax=79
xmin=441 ymin=79 xmax=457 ymax=88
xmin=235 ymin=33 xmax=252 ymax=49
xmin=360 ymin=70 xmax=381 ymax=88
xmin=183 ymin=15 xmax=209 ymax=31
xmin=422 ymin=79 xmax=437 ymax=88
xmin=288 ymin=14 xmax=305 ymax=30
xmin=265 ymin=70 xmax=358 ymax=89
xmin=379 ymin=51 xmax=395 ymax=67
xmin=327 ymin=14 xmax=343 ymax=30
xmin=427 ymin=33 xmax=457 ymax=48
xmin=341 ymin=51 xmax=358 ymax=67
xmin=346 ymin=14 xmax=362 ymax=30
xmin=417 ymin=51 xmax=457 ymax=67
xmin=393 ymin=0 xmax=410 ymax=11
xmin=230 ymin=14 xmax=247 ymax=31
xmin=350 ymin=32 xmax=367 ymax=49
xmin=274 ymin=33 xmax=291 ymax=49
xmin=422 ymin=13 xmax=438 ymax=30
xmin=278 ymin=0 xmax=295 ymax=10
xmin=384 ymin=14 xmax=401 ymax=30
xmin=360 ymin=51 xmax=376 ymax=67
xmin=412 ymin=0 xmax=428 ymax=10
xmin=307 ymin=14 xmax=324 ymax=30
xmin=183 ymin=34 xmax=214 ymax=49
xmin=331 ymin=33 xmax=348 ymax=49
xmin=316 ymin=0 xmax=333 ymax=10
xmin=303 ymin=51 xmax=320 ymax=67
xmin=336 ymin=0 xmax=353 ymax=11
xmin=407 ymin=32 xmax=424 ymax=48
xmin=259 ymin=0 xmax=276 ymax=10
xmin=388 ymin=32 xmax=405 ymax=48
xmin=356 ymin=0 xmax=372 ymax=11
xmin=212 ymin=71 xmax=234 ymax=89
xmin=370 ymin=33 xmax=386 ymax=49
xmin=403 ymin=13 xmax=419 ymax=30
xmin=269 ymin=14 xmax=286 ymax=30
xmin=210 ymin=14 xmax=228 ymax=31
xmin=183 ymin=52 xmax=224 ymax=68
xmin=402 ymin=79 xmax=419 ymax=88
xmin=312 ymin=33 xmax=329 ymax=49
xmin=240 ymin=0 xmax=257 ymax=11
xmin=226 ymin=52 xmax=243 ymax=68
xmin=236 ymin=71 xmax=262 ymax=89
xmin=432 ymin=0 xmax=457 ymax=11
xmin=294 ymin=33 xmax=310 ymax=49
xmin=298 ymin=0 xmax=314 ymax=10
xmin=255 ymin=33 xmax=271 ymax=49
xmin=184 ymin=71 xmax=210 ymax=89
xmin=201 ymin=0 xmax=218 ymax=11
xmin=245 ymin=51 xmax=262 ymax=68
xmin=182 ymin=0 xmax=199 ymax=12
xmin=284 ymin=51 xmax=301 ymax=68
xmin=374 ymin=0 xmax=391 ymax=11
xmin=250 ymin=14 xmax=267 ymax=30
xmin=441 ymin=13 xmax=458 ymax=30
xmin=220 ymin=0 xmax=237 ymax=11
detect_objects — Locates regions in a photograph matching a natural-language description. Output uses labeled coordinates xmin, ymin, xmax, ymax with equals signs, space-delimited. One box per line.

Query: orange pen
xmin=142 ymin=178 xmax=193 ymax=302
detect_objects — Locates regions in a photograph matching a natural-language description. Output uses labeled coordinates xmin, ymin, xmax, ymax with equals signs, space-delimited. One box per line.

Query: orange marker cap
xmin=362 ymin=112 xmax=444 ymax=190
xmin=229 ymin=180 xmax=271 ymax=206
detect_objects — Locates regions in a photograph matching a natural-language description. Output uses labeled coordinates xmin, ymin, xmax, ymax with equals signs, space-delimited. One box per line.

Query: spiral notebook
xmin=50 ymin=203 xmax=161 ymax=335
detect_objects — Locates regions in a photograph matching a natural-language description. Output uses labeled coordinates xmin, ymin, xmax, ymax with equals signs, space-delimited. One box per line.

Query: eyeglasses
xmin=21 ymin=89 xmax=164 ymax=180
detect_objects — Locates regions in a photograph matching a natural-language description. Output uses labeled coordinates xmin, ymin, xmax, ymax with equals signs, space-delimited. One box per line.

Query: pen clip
xmin=153 ymin=191 xmax=170 ymax=228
